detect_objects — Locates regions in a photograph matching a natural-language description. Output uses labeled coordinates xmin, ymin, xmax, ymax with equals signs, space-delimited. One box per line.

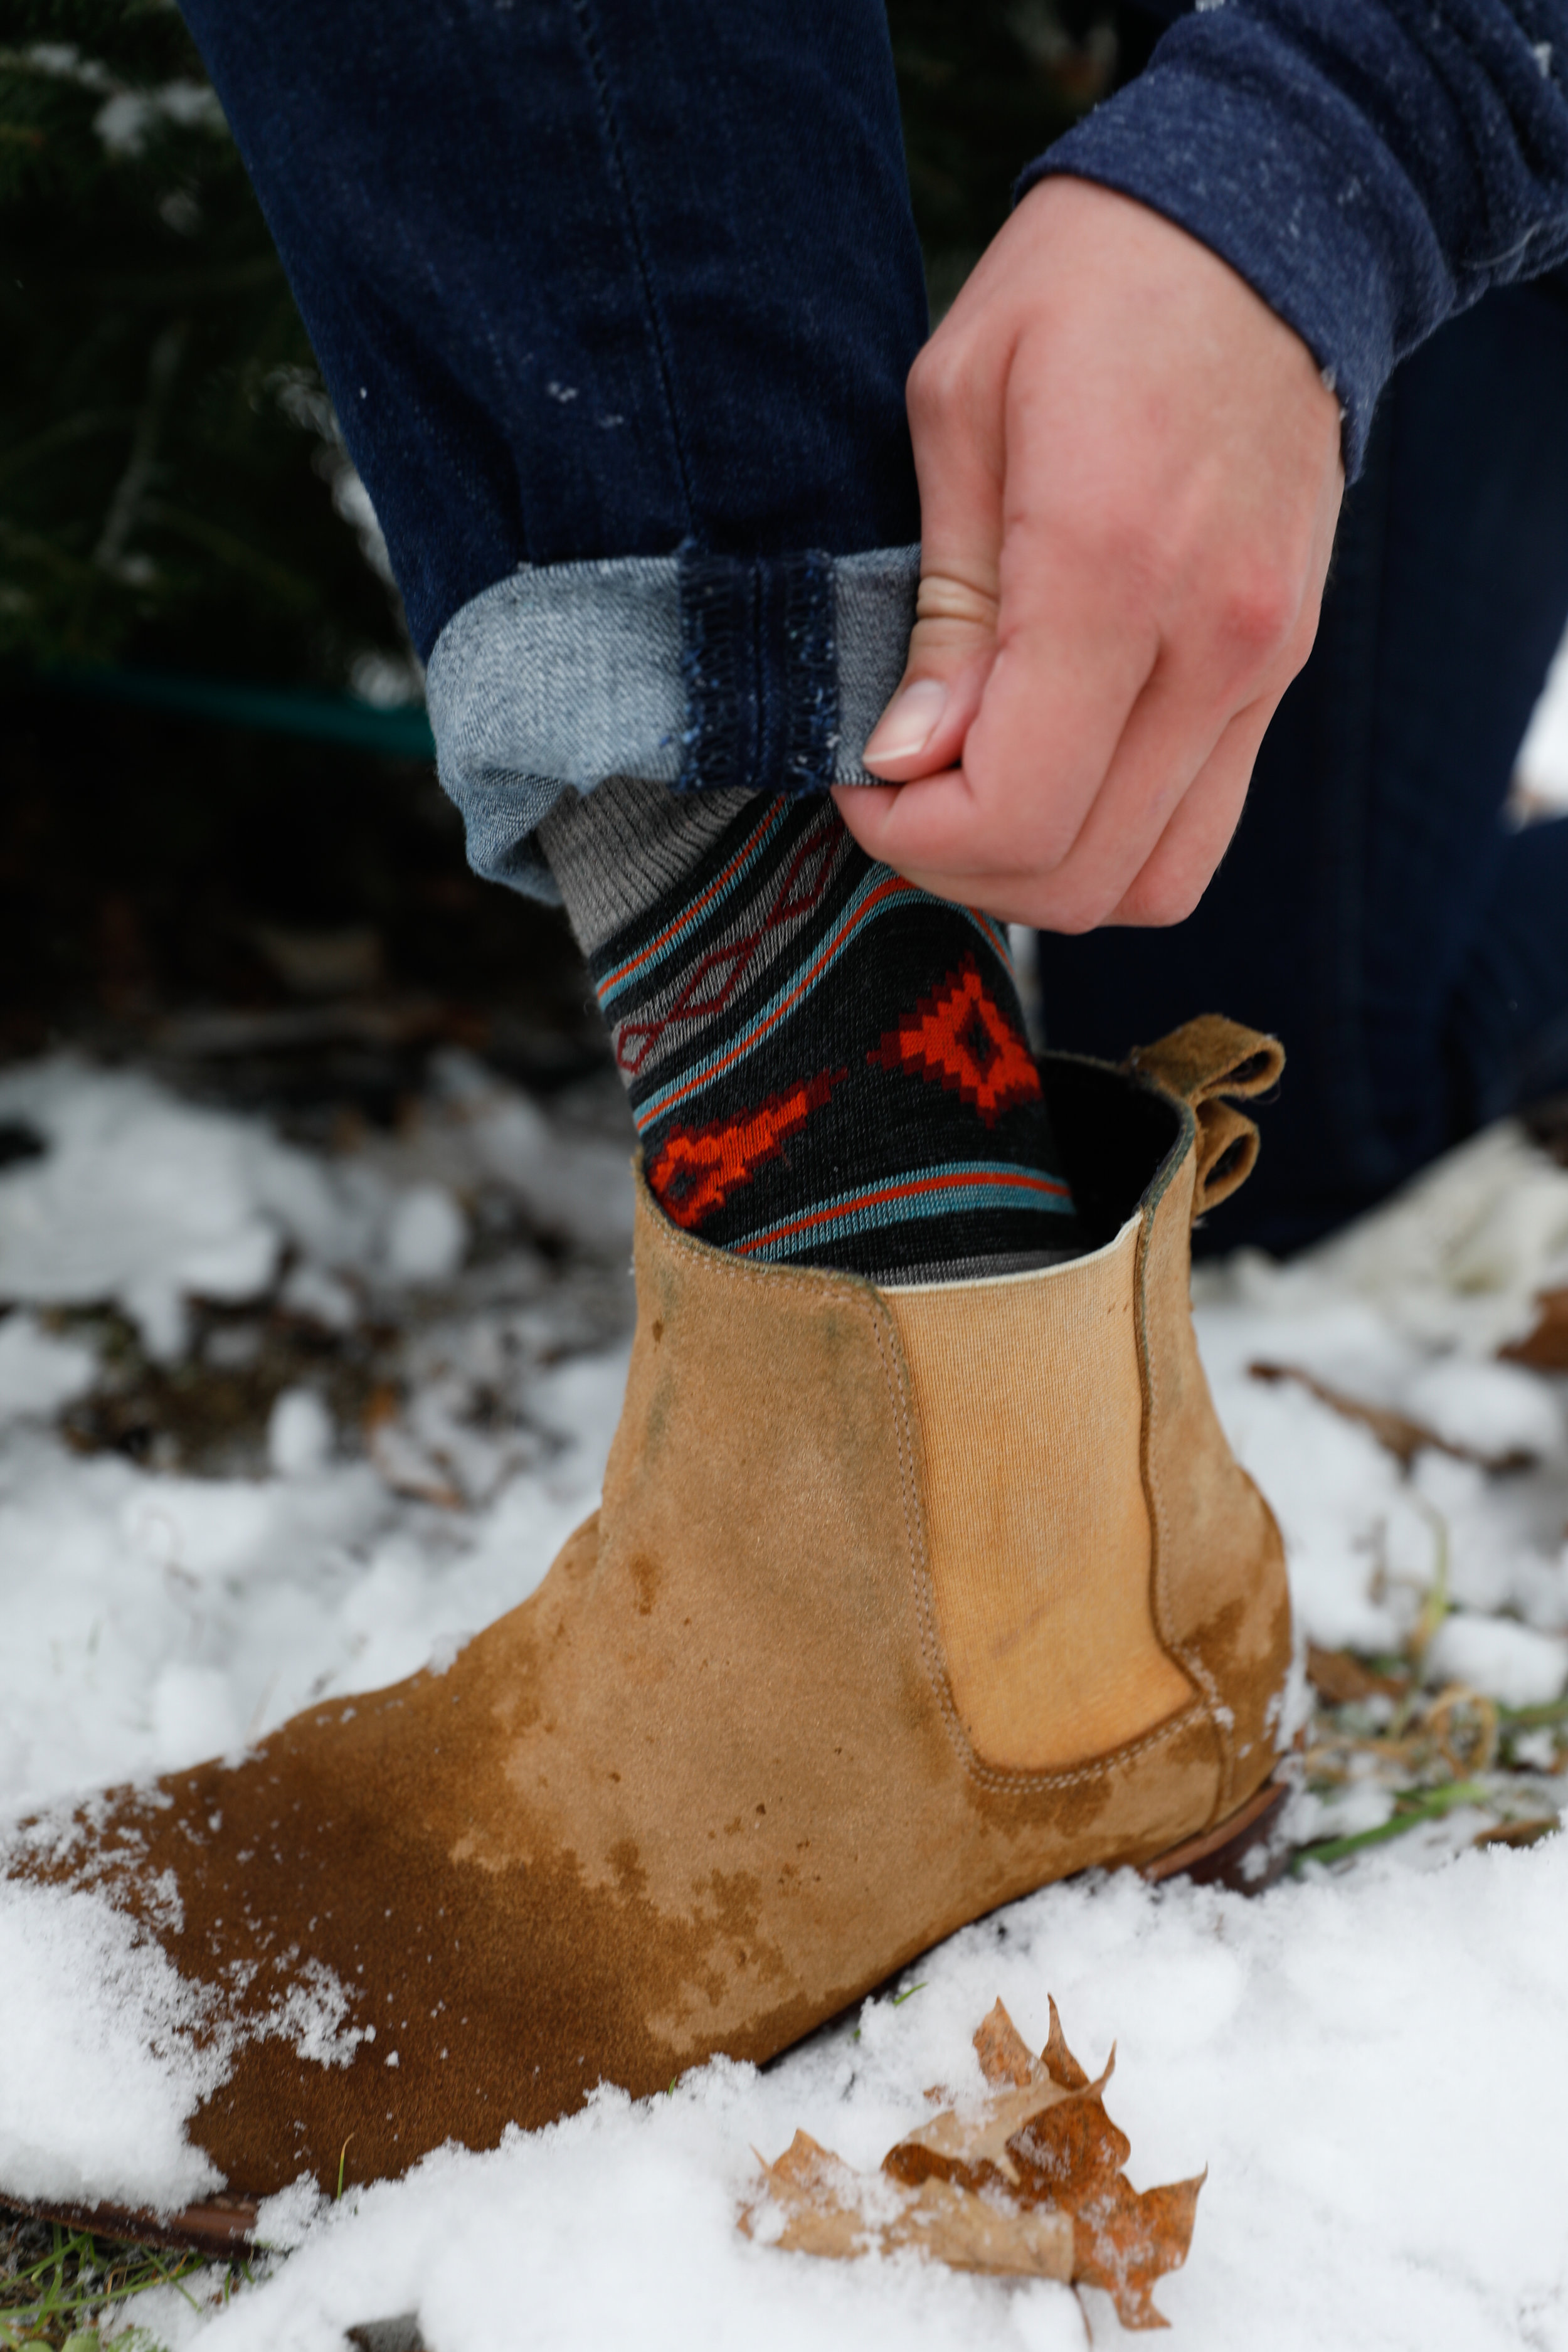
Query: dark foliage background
xmin=0 ymin=0 xmax=406 ymax=687
xmin=0 ymin=1 xmax=1133 ymax=1083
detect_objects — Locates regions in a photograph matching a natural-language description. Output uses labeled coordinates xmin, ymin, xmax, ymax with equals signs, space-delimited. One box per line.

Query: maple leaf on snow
xmin=741 ymin=1997 xmax=1203 ymax=2331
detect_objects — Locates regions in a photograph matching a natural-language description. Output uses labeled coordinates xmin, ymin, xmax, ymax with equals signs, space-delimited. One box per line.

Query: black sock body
xmin=541 ymin=783 xmax=1084 ymax=1281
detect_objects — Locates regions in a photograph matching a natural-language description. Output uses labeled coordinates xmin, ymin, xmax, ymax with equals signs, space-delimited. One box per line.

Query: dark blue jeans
xmin=180 ymin=0 xmax=929 ymax=888
xmin=181 ymin=0 xmax=1568 ymax=1251
xmin=178 ymin=0 xmax=924 ymax=660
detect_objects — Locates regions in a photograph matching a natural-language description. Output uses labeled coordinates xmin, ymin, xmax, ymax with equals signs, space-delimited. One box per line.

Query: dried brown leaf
xmin=1041 ymin=1993 xmax=1095 ymax=2094
xmin=743 ymin=2127 xmax=1075 ymax=2279
xmin=1474 ymin=1816 xmax=1562 ymax=1850
xmin=1501 ymin=1288 xmax=1568 ymax=1373
xmin=975 ymin=1995 xmax=1049 ymax=2089
xmin=1306 ymin=1644 xmax=1409 ymax=1706
xmin=744 ymin=2000 xmax=1202 ymax=2329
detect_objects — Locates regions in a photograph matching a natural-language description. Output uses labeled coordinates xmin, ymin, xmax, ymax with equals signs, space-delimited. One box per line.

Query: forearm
xmin=1024 ymin=0 xmax=1568 ymax=472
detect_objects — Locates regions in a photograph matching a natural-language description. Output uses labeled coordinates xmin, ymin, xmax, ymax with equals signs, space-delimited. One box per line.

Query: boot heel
xmin=1142 ymin=1774 xmax=1290 ymax=1894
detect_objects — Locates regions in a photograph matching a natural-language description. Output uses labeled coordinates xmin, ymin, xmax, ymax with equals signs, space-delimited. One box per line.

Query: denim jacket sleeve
xmin=1019 ymin=0 xmax=1568 ymax=474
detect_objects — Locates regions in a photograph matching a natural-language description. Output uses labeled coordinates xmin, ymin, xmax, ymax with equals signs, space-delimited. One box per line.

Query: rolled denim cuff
xmin=425 ymin=543 xmax=920 ymax=903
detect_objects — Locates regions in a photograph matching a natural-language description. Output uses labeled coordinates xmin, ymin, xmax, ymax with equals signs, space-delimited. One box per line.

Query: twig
xmin=93 ymin=318 xmax=189 ymax=575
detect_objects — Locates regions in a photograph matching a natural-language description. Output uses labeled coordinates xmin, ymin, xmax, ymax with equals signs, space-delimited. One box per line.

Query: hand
xmin=835 ymin=176 xmax=1344 ymax=931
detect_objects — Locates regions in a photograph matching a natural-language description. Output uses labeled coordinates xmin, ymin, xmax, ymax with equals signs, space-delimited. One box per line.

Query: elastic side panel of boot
xmin=1137 ymin=1150 xmax=1293 ymax=1814
xmin=884 ymin=1221 xmax=1197 ymax=1774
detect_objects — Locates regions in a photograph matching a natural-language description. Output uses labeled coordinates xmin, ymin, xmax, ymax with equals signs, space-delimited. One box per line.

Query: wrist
xmin=1017 ymin=42 xmax=1406 ymax=477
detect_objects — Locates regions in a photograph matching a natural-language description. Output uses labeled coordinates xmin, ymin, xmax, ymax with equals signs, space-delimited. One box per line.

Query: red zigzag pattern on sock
xmin=647 ymin=1067 xmax=846 ymax=1229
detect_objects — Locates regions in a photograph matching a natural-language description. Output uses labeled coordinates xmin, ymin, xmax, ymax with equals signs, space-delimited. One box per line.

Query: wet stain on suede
xmin=20 ymin=1746 xmax=803 ymax=2196
xmin=608 ymin=1838 xmax=646 ymax=1897
xmin=629 ymin=1553 xmax=660 ymax=1616
xmin=1194 ymin=1591 xmax=1253 ymax=1676
xmin=637 ymin=1371 xmax=672 ymax=1463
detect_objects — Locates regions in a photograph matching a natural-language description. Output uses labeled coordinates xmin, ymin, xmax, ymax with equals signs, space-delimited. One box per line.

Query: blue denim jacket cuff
xmin=425 ymin=544 xmax=919 ymax=903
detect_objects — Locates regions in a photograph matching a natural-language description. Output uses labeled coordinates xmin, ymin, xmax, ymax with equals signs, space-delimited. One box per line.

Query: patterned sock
xmin=539 ymin=778 xmax=1084 ymax=1281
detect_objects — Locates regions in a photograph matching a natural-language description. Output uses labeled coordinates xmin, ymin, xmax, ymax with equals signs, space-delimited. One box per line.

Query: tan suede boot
xmin=4 ymin=1016 xmax=1291 ymax=2247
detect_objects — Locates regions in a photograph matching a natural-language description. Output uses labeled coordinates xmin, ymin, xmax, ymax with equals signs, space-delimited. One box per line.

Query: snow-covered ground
xmin=4 ymin=1053 xmax=1568 ymax=2349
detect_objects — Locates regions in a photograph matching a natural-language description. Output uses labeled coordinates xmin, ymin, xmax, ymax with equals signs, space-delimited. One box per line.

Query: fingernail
xmin=864 ymin=677 xmax=948 ymax=763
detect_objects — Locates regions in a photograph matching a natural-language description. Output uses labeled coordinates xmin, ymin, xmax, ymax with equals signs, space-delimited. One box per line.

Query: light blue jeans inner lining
xmin=424 ymin=544 xmax=919 ymax=901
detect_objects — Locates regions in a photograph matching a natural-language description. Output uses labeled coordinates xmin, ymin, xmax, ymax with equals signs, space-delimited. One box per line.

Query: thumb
xmin=861 ymin=573 xmax=999 ymax=780
xmin=861 ymin=348 xmax=1006 ymax=782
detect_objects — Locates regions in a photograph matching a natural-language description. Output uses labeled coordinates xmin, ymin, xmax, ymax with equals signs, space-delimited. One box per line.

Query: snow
xmin=0 ymin=1883 xmax=226 ymax=2212
xmin=0 ymin=1059 xmax=378 ymax=1358
xmin=7 ymin=44 xmax=230 ymax=157
xmin=2 ymin=1053 xmax=1568 ymax=2347
xmin=383 ymin=1185 xmax=469 ymax=1286
xmin=0 ymin=1311 xmax=97 ymax=1423
xmin=1517 ymin=617 xmax=1568 ymax=810
xmin=1424 ymin=1612 xmax=1568 ymax=1707
xmin=267 ymin=1386 xmax=336 ymax=1477
xmin=1404 ymin=1354 xmax=1564 ymax=1460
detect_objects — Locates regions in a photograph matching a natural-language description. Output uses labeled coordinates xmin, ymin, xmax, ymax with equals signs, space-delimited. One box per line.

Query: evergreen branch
xmin=0 ymin=512 xmax=101 ymax=583
xmin=93 ymin=314 xmax=187 ymax=571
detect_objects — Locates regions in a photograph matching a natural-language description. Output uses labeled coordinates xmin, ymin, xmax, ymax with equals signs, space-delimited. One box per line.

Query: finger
xmin=855 ymin=549 xmax=1160 ymax=883
xmin=860 ymin=630 xmax=1288 ymax=931
xmin=898 ymin=694 xmax=1274 ymax=931
xmin=1000 ymin=646 xmax=1253 ymax=930
xmin=831 ymin=778 xmax=909 ymax=859
xmin=956 ymin=491 xmax=1330 ymax=927
xmin=862 ymin=332 xmax=1009 ymax=782
xmin=1015 ymin=504 xmax=1333 ymax=928
xmin=1103 ymin=696 xmax=1276 ymax=927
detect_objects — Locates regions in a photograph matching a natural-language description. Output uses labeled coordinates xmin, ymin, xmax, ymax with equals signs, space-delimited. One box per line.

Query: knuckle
xmin=906 ymin=342 xmax=965 ymax=426
xmin=1217 ymin=564 xmax=1298 ymax=658
xmin=1123 ymin=869 xmax=1204 ymax=928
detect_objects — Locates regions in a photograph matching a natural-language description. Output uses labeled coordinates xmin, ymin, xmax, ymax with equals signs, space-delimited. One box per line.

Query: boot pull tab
xmin=1125 ymin=1015 xmax=1285 ymax=1220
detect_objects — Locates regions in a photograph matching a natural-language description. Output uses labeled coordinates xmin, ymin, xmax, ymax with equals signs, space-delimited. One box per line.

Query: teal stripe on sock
xmin=594 ymin=798 xmax=792 ymax=1011
xmin=728 ymin=1163 xmax=1076 ymax=1261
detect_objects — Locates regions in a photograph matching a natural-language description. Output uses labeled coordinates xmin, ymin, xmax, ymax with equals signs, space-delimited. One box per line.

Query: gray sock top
xmin=537 ymin=775 xmax=755 ymax=957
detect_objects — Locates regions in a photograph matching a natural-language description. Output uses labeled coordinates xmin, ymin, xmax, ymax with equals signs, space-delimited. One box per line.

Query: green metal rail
xmin=39 ymin=663 xmax=437 ymax=761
